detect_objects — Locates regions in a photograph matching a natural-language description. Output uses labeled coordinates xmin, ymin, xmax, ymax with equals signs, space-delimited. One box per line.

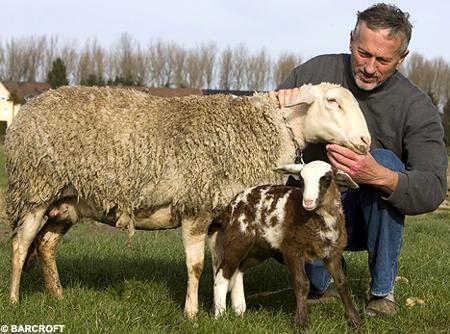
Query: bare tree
xmin=185 ymin=47 xmax=205 ymax=89
xmin=218 ymin=47 xmax=233 ymax=90
xmin=231 ymin=44 xmax=248 ymax=90
xmin=430 ymin=57 xmax=450 ymax=105
xmin=4 ymin=38 xmax=22 ymax=81
xmin=60 ymin=41 xmax=79 ymax=85
xmin=199 ymin=42 xmax=217 ymax=89
xmin=147 ymin=39 xmax=175 ymax=87
xmin=77 ymin=39 xmax=106 ymax=85
xmin=403 ymin=52 xmax=450 ymax=108
xmin=43 ymin=36 xmax=61 ymax=81
xmin=245 ymin=48 xmax=271 ymax=91
xmin=0 ymin=40 xmax=5 ymax=79
xmin=172 ymin=44 xmax=187 ymax=88
xmin=403 ymin=52 xmax=434 ymax=94
xmin=110 ymin=33 xmax=142 ymax=85
xmin=273 ymin=52 xmax=300 ymax=88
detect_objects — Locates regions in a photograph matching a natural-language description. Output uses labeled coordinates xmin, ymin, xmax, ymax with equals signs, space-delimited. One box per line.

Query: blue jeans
xmin=306 ymin=149 xmax=406 ymax=297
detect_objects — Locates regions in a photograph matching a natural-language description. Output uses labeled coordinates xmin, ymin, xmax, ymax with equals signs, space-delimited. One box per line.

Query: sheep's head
xmin=284 ymin=83 xmax=371 ymax=155
xmin=274 ymin=161 xmax=358 ymax=211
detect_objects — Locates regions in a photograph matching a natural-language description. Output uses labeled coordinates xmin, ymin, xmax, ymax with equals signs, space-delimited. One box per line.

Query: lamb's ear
xmin=284 ymin=84 xmax=319 ymax=107
xmin=273 ymin=163 xmax=304 ymax=178
xmin=334 ymin=169 xmax=359 ymax=191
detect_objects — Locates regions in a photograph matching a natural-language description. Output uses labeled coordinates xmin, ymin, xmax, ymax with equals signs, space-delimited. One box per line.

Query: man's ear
xmin=397 ymin=49 xmax=409 ymax=67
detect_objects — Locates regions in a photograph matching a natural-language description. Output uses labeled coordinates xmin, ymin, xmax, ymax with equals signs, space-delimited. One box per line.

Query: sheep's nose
xmin=361 ymin=135 xmax=371 ymax=146
xmin=353 ymin=135 xmax=371 ymax=154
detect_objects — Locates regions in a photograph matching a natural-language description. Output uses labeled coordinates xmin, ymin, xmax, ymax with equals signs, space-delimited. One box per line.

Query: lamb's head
xmin=275 ymin=161 xmax=358 ymax=211
xmin=284 ymin=83 xmax=371 ymax=154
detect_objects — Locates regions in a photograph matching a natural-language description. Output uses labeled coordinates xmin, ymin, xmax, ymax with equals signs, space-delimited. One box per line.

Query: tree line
xmin=0 ymin=34 xmax=299 ymax=91
xmin=1 ymin=34 xmax=449 ymax=98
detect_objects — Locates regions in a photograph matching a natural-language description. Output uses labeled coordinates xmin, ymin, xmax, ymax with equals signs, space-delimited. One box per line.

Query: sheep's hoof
xmin=184 ymin=309 xmax=198 ymax=320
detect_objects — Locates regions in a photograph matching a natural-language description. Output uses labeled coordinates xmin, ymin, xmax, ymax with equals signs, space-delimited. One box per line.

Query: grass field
xmin=0 ymin=146 xmax=449 ymax=333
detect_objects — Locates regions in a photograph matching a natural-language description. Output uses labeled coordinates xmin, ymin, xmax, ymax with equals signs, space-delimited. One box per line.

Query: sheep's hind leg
xmin=324 ymin=256 xmax=361 ymax=327
xmin=181 ymin=215 xmax=209 ymax=319
xmin=10 ymin=205 xmax=48 ymax=303
xmin=36 ymin=219 xmax=73 ymax=299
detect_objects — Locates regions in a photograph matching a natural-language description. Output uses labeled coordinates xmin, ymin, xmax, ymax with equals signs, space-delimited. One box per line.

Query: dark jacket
xmin=278 ymin=53 xmax=448 ymax=215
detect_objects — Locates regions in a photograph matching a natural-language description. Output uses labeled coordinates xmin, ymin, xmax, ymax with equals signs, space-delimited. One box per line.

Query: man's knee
xmin=370 ymin=149 xmax=405 ymax=172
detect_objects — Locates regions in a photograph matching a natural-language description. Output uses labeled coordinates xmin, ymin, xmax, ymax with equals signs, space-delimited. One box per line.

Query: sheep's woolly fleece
xmin=5 ymin=86 xmax=285 ymax=227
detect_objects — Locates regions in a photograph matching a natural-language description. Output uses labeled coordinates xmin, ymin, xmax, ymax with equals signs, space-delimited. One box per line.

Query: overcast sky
xmin=1 ymin=0 xmax=449 ymax=63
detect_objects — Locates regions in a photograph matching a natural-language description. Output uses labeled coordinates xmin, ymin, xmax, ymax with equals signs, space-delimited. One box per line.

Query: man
xmin=270 ymin=3 xmax=447 ymax=317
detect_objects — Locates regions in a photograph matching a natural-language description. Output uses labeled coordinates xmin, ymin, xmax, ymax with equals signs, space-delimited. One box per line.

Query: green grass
xmin=0 ymin=147 xmax=449 ymax=333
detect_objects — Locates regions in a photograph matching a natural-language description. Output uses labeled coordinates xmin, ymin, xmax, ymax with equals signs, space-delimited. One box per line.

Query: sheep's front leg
xmin=324 ymin=256 xmax=361 ymax=327
xmin=283 ymin=253 xmax=309 ymax=329
xmin=10 ymin=205 xmax=48 ymax=303
xmin=181 ymin=216 xmax=209 ymax=319
xmin=36 ymin=219 xmax=73 ymax=299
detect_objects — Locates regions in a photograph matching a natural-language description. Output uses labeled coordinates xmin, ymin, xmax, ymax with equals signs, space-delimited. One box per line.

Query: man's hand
xmin=326 ymin=144 xmax=399 ymax=195
xmin=268 ymin=88 xmax=300 ymax=107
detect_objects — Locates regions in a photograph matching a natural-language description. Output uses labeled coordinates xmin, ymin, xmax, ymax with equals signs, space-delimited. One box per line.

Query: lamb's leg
xmin=10 ymin=205 xmax=48 ymax=303
xmin=181 ymin=215 xmax=209 ymax=319
xmin=230 ymin=270 xmax=246 ymax=315
xmin=215 ymin=235 xmax=254 ymax=317
xmin=283 ymin=253 xmax=309 ymax=329
xmin=208 ymin=230 xmax=223 ymax=279
xmin=36 ymin=219 xmax=73 ymax=299
xmin=324 ymin=255 xmax=361 ymax=327
xmin=213 ymin=267 xmax=230 ymax=318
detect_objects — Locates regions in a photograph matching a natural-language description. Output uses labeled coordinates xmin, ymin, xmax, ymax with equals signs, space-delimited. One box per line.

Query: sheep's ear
xmin=284 ymin=84 xmax=318 ymax=107
xmin=334 ymin=169 xmax=359 ymax=191
xmin=273 ymin=163 xmax=304 ymax=176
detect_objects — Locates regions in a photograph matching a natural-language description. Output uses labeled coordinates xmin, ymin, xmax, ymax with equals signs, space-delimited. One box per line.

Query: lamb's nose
xmin=303 ymin=199 xmax=314 ymax=210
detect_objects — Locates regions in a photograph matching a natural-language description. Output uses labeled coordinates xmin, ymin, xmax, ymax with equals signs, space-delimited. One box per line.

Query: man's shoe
xmin=365 ymin=297 xmax=400 ymax=317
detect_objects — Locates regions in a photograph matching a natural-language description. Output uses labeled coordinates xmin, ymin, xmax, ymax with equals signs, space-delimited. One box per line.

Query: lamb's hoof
xmin=294 ymin=313 xmax=308 ymax=329
xmin=347 ymin=313 xmax=362 ymax=327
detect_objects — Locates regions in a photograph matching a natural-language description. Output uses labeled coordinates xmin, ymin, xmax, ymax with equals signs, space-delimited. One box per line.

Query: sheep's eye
xmin=326 ymin=98 xmax=340 ymax=109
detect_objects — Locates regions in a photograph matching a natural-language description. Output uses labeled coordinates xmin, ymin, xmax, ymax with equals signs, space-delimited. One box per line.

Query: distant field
xmin=0 ymin=146 xmax=449 ymax=333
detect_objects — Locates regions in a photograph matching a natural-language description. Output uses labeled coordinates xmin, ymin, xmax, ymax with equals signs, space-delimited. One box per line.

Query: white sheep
xmin=212 ymin=161 xmax=361 ymax=328
xmin=5 ymin=83 xmax=370 ymax=318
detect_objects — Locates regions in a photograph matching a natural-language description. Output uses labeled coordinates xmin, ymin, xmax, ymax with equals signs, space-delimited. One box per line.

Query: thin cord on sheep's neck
xmin=281 ymin=112 xmax=305 ymax=164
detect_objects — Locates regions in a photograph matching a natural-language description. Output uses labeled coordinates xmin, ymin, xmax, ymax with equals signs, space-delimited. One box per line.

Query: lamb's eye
xmin=321 ymin=175 xmax=332 ymax=187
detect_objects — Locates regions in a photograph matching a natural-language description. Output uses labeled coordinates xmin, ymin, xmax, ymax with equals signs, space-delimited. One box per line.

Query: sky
xmin=1 ymin=0 xmax=449 ymax=63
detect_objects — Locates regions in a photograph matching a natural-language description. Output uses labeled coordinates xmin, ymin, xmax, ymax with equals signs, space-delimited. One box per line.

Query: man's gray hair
xmin=353 ymin=3 xmax=413 ymax=53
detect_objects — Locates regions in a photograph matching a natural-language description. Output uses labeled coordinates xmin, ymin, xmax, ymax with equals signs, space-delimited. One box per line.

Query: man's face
xmin=350 ymin=21 xmax=408 ymax=91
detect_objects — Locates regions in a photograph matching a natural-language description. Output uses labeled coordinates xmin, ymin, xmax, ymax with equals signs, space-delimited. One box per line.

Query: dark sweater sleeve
xmin=384 ymin=97 xmax=448 ymax=215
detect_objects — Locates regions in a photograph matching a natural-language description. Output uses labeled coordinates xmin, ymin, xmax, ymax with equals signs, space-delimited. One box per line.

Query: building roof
xmin=1 ymin=81 xmax=50 ymax=103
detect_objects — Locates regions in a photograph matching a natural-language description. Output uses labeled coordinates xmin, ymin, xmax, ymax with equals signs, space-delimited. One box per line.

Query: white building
xmin=0 ymin=81 xmax=50 ymax=129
